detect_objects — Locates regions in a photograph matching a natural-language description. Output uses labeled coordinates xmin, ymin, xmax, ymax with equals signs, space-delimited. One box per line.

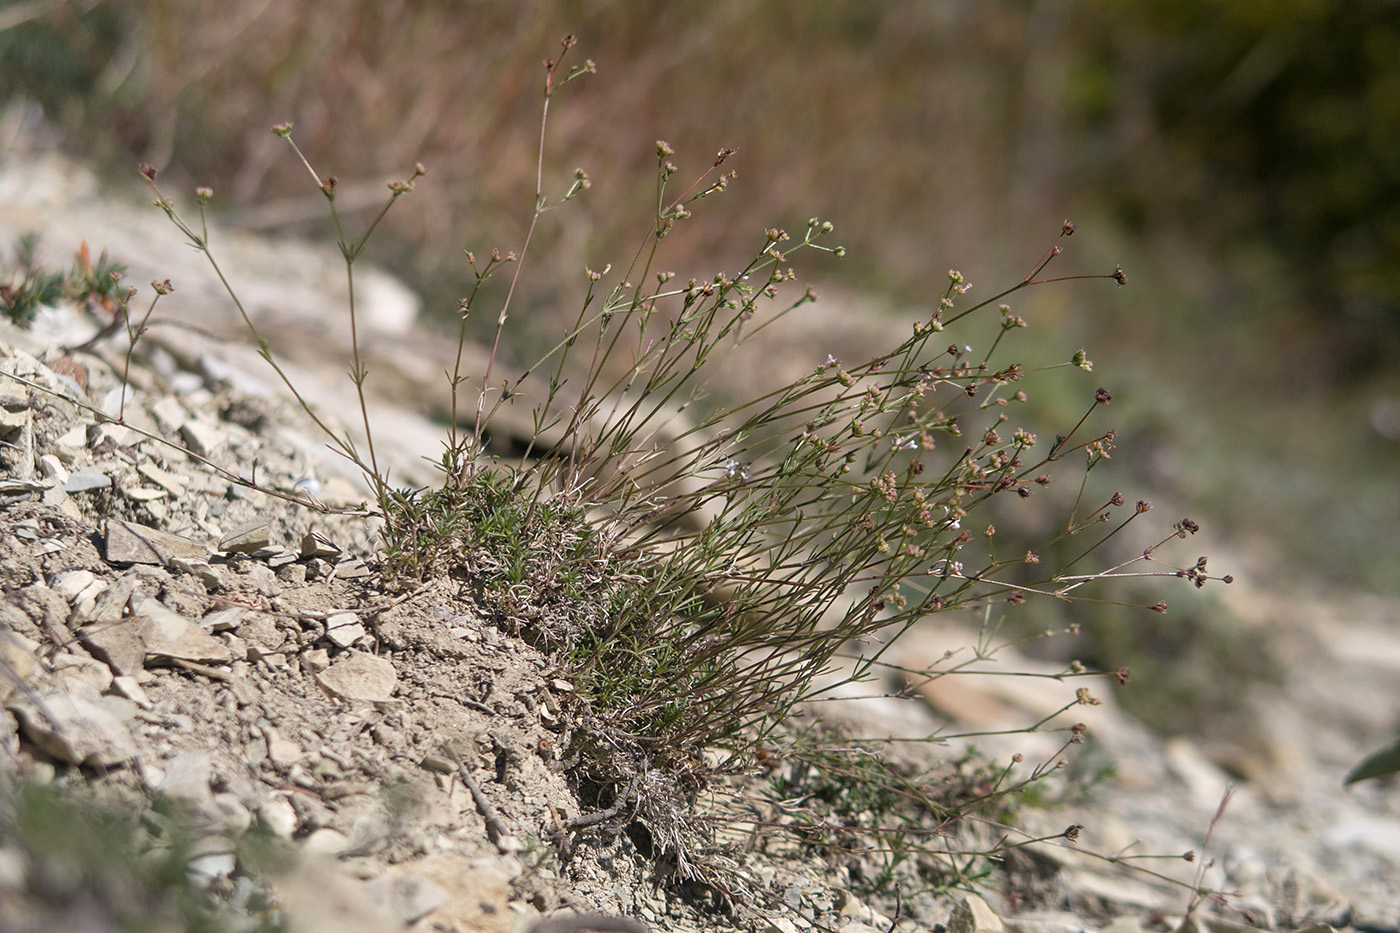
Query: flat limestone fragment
xmin=81 ymin=620 xmax=148 ymax=676
xmin=378 ymin=856 xmax=511 ymax=933
xmin=180 ymin=419 xmax=226 ymax=457
xmin=948 ymin=894 xmax=1003 ymax=933
xmin=64 ymin=470 xmax=111 ymax=493
xmin=301 ymin=533 xmax=343 ymax=559
xmin=316 ymin=651 xmax=397 ymax=703
xmin=82 ymin=607 xmax=233 ymax=671
xmin=106 ymin=520 xmax=209 ymax=565
xmin=139 ymin=605 xmax=234 ymax=664
xmin=10 ymin=689 xmax=138 ymax=766
xmin=0 ymin=632 xmax=38 ymax=703
xmin=361 ymin=874 xmax=449 ymax=927
xmin=220 ymin=521 xmax=272 ymax=554
xmin=324 ymin=612 xmax=367 ymax=649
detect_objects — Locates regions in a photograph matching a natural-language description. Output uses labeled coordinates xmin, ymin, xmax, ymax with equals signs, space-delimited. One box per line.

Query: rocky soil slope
xmin=2 ymin=139 xmax=1399 ymax=933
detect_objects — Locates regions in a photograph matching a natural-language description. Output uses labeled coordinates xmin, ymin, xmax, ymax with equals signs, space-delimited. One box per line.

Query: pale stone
xmin=0 ymin=632 xmax=37 ymax=703
xmin=138 ymin=603 xmax=234 ymax=664
xmin=149 ymin=395 xmax=189 ymax=432
xmin=88 ymin=422 xmax=133 ymax=447
xmin=277 ymin=854 xmax=398 ymax=933
xmin=38 ymin=453 xmax=68 ymax=482
xmin=332 ymin=559 xmax=370 ymax=579
xmin=64 ymin=469 xmax=111 ymax=493
xmin=137 ymin=461 xmax=188 ymax=495
xmin=105 ymin=519 xmax=209 ymax=564
xmin=53 ymin=569 xmax=105 ymax=621
xmin=88 ymin=574 xmax=139 ymax=621
xmin=124 ymin=485 xmax=166 ymax=501
xmin=11 ymin=689 xmax=138 ymax=766
xmin=111 ymin=675 xmax=153 ymax=709
xmin=381 ymin=856 xmax=512 ymax=933
xmin=266 ymin=548 xmax=300 ymax=567
xmin=301 ymin=828 xmax=350 ymax=856
xmin=361 ymin=873 xmax=450 ymax=926
xmin=187 ymin=849 xmax=237 ymax=884
xmin=301 ymin=532 xmax=342 ymax=559
xmin=0 ymin=405 xmax=29 ymax=434
xmin=180 ymin=418 xmax=226 ymax=457
xmin=202 ymin=607 xmax=245 ymax=631
xmin=54 ymin=423 xmax=88 ymax=453
xmin=324 ymin=612 xmax=366 ymax=649
xmin=315 ymin=651 xmax=397 ymax=703
xmin=157 ymin=750 xmax=215 ymax=811
xmin=301 ymin=648 xmax=330 ymax=673
xmin=50 ymin=652 xmax=114 ymax=693
xmin=168 ymin=556 xmax=221 ymax=588
xmin=1006 ymin=914 xmax=1089 ymax=933
xmin=760 ymin=918 xmax=806 ymax=933
xmin=81 ymin=620 xmax=147 ymax=676
xmin=267 ymin=734 xmax=303 ymax=767
xmin=949 ymin=894 xmax=1003 ymax=933
xmin=219 ymin=520 xmax=272 ymax=554
xmin=258 ymin=795 xmax=299 ymax=839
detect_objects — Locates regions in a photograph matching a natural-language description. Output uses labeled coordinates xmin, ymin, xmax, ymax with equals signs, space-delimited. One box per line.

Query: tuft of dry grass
xmin=2 ymin=31 xmax=1234 ymax=901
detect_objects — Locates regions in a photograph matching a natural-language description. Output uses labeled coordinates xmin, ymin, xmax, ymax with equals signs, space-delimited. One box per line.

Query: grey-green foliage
xmin=1 ymin=235 xmax=129 ymax=329
xmin=0 ymin=780 xmax=286 ymax=933
xmin=1346 ymin=738 xmax=1400 ymax=786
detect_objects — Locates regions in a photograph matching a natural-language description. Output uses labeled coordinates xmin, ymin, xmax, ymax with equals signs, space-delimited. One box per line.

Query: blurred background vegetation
xmin=2 ymin=0 xmax=1397 ymax=735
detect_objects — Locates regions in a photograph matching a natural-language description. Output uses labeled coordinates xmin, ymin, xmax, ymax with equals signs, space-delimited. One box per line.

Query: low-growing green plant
xmin=0 ymin=778 xmax=286 ymax=933
xmin=0 ymin=235 xmax=128 ymax=329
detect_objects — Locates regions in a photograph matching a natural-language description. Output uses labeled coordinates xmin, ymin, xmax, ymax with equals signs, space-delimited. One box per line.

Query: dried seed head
xmin=1062 ymin=220 xmax=1077 ymax=236
xmin=1112 ymin=265 xmax=1128 ymax=286
xmin=1095 ymin=387 xmax=1113 ymax=405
